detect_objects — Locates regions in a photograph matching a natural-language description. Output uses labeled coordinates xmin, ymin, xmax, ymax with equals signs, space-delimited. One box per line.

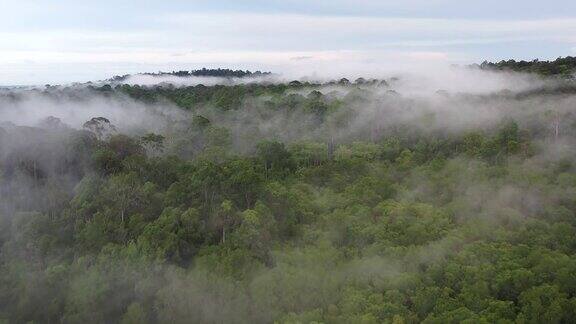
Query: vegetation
xmin=1 ymin=74 xmax=576 ymax=323
xmin=478 ymin=56 xmax=576 ymax=78
xmin=110 ymin=68 xmax=272 ymax=82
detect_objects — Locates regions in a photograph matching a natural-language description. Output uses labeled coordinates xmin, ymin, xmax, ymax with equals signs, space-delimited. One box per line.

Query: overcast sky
xmin=2 ymin=0 xmax=576 ymax=85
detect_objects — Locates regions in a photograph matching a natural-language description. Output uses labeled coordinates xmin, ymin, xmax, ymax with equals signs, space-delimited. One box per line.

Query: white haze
xmin=1 ymin=65 xmax=576 ymax=323
xmin=386 ymin=67 xmax=548 ymax=95
xmin=0 ymin=91 xmax=189 ymax=133
xmin=119 ymin=74 xmax=283 ymax=87
xmin=117 ymin=66 xmax=548 ymax=95
xmin=0 ymin=67 xmax=563 ymax=140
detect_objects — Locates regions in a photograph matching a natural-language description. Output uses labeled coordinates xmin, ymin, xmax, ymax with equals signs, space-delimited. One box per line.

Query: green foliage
xmin=2 ymin=78 xmax=576 ymax=323
xmin=138 ymin=207 xmax=205 ymax=263
xmin=256 ymin=140 xmax=296 ymax=179
xmin=479 ymin=56 xmax=576 ymax=78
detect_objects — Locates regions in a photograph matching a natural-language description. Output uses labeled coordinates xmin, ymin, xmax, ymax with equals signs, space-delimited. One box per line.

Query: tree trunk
xmin=554 ymin=119 xmax=560 ymax=140
xmin=245 ymin=192 xmax=251 ymax=209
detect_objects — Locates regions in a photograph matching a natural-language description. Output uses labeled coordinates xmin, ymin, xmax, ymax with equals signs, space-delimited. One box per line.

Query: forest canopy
xmin=1 ymin=67 xmax=576 ymax=323
xmin=477 ymin=56 xmax=576 ymax=78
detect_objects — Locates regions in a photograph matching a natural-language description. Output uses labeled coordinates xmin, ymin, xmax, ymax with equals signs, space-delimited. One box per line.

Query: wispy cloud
xmin=4 ymin=15 xmax=576 ymax=55
xmin=1 ymin=7 xmax=576 ymax=84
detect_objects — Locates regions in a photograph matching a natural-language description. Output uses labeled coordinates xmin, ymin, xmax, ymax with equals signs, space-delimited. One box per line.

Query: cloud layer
xmin=1 ymin=1 xmax=576 ymax=84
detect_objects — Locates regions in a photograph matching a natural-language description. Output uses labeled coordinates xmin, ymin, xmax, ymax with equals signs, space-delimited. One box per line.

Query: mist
xmin=0 ymin=88 xmax=188 ymax=132
xmin=1 ymin=63 xmax=576 ymax=323
xmin=118 ymin=74 xmax=282 ymax=87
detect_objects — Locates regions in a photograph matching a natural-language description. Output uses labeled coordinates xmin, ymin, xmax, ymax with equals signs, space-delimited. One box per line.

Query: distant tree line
xmin=111 ymin=68 xmax=272 ymax=82
xmin=476 ymin=56 xmax=576 ymax=78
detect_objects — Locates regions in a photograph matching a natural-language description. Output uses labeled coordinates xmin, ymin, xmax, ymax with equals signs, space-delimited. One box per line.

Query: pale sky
xmin=1 ymin=0 xmax=576 ymax=85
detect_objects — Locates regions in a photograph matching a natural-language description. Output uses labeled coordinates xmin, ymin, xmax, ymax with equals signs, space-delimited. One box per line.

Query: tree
xmin=545 ymin=110 xmax=561 ymax=140
xmin=338 ymin=78 xmax=351 ymax=85
xmin=140 ymin=133 xmax=165 ymax=154
xmin=224 ymin=158 xmax=263 ymax=209
xmin=138 ymin=207 xmax=205 ymax=263
xmin=256 ymin=140 xmax=295 ymax=179
xmin=232 ymin=204 xmax=275 ymax=266
xmin=104 ymin=173 xmax=143 ymax=223
xmin=213 ymin=200 xmax=238 ymax=244
xmin=83 ymin=117 xmax=117 ymax=140
xmin=518 ymin=285 xmax=570 ymax=323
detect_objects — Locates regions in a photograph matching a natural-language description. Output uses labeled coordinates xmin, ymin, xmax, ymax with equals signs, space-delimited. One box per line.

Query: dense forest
xmin=478 ymin=56 xmax=576 ymax=78
xmin=1 ymin=68 xmax=576 ymax=323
